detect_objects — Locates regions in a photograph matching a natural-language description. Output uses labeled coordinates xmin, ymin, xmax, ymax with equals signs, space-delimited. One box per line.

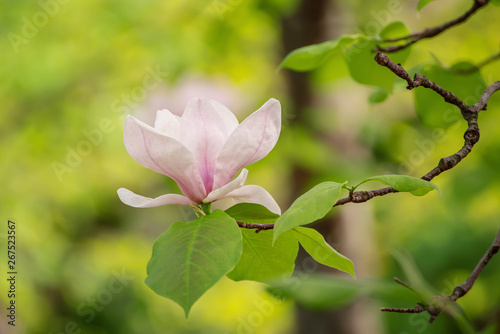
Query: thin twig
xmin=381 ymin=305 xmax=425 ymax=313
xmin=451 ymin=52 xmax=500 ymax=74
xmin=473 ymin=80 xmax=500 ymax=111
xmin=237 ymin=221 xmax=274 ymax=232
xmin=381 ymin=228 xmax=500 ymax=322
xmin=377 ymin=0 xmax=490 ymax=53
xmin=475 ymin=52 xmax=500 ymax=70
xmin=374 ymin=53 xmax=469 ymax=113
xmin=393 ymin=277 xmax=414 ymax=292
xmin=334 ymin=187 xmax=397 ymax=207
xmin=449 ymin=228 xmax=500 ymax=301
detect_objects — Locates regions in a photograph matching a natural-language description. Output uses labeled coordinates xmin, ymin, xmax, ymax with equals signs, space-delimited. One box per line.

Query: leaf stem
xmin=201 ymin=202 xmax=212 ymax=215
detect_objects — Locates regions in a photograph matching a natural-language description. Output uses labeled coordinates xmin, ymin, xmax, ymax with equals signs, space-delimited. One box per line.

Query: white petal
xmin=118 ymin=188 xmax=193 ymax=208
xmin=154 ymin=109 xmax=181 ymax=138
xmin=224 ymin=185 xmax=281 ymax=215
xmin=123 ymin=115 xmax=206 ymax=202
xmin=203 ymin=169 xmax=248 ymax=203
xmin=213 ymin=98 xmax=281 ymax=189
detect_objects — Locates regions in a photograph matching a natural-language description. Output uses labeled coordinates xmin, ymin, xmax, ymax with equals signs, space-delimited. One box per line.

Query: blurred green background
xmin=1 ymin=0 xmax=499 ymax=333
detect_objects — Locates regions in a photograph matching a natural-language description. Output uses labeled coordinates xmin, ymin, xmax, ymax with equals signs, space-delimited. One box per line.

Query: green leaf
xmin=273 ymin=181 xmax=346 ymax=242
xmin=267 ymin=273 xmax=361 ymax=310
xmin=145 ymin=210 xmax=242 ymax=317
xmin=368 ymin=87 xmax=389 ymax=103
xmin=355 ymin=175 xmax=439 ymax=196
xmin=267 ymin=273 xmax=418 ymax=311
xmin=344 ymin=22 xmax=411 ymax=90
xmin=453 ymin=313 xmax=479 ymax=334
xmin=417 ymin=0 xmax=437 ymax=11
xmin=378 ymin=21 xmax=408 ymax=40
xmin=363 ymin=279 xmax=423 ymax=305
xmin=492 ymin=0 xmax=500 ymax=5
xmin=413 ymin=62 xmax=486 ymax=128
xmin=280 ymin=35 xmax=362 ymax=72
xmin=225 ymin=203 xmax=279 ymax=225
xmin=292 ymin=227 xmax=354 ymax=277
xmin=390 ymin=249 xmax=436 ymax=300
xmin=227 ymin=229 xmax=298 ymax=282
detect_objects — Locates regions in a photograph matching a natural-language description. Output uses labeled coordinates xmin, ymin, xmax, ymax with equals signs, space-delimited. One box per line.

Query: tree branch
xmin=239 ymin=54 xmax=499 ymax=230
xmin=381 ymin=228 xmax=500 ymax=323
xmin=377 ymin=0 xmax=489 ymax=53
xmin=333 ymin=53 xmax=500 ymax=207
xmin=373 ymin=53 xmax=469 ymax=113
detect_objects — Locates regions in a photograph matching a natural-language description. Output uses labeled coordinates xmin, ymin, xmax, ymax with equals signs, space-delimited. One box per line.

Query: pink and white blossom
xmin=118 ymin=98 xmax=282 ymax=214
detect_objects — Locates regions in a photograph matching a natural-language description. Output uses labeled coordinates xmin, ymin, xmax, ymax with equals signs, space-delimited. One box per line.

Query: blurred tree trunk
xmin=281 ymin=1 xmax=382 ymax=333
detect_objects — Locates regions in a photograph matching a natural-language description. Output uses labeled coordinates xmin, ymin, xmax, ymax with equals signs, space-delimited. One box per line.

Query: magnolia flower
xmin=118 ymin=98 xmax=282 ymax=214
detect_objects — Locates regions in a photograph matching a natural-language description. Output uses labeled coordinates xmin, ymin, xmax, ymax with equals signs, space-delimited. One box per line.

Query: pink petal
xmin=208 ymin=100 xmax=239 ymax=134
xmin=203 ymin=168 xmax=248 ymax=203
xmin=123 ymin=115 xmax=206 ymax=202
xmin=154 ymin=109 xmax=181 ymax=138
xmin=224 ymin=185 xmax=281 ymax=215
xmin=177 ymin=98 xmax=235 ymax=193
xmin=213 ymin=98 xmax=281 ymax=189
xmin=118 ymin=188 xmax=193 ymax=208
